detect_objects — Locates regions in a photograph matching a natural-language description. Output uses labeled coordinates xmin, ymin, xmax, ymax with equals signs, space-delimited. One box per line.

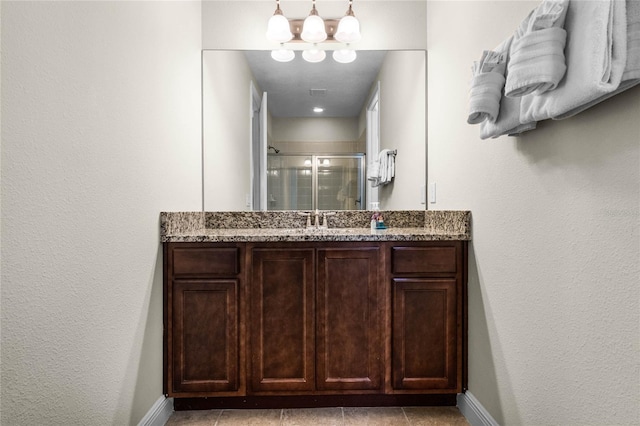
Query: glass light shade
xmin=302 ymin=48 xmax=326 ymax=63
xmin=301 ymin=15 xmax=327 ymax=43
xmin=332 ymin=49 xmax=357 ymax=64
xmin=266 ymin=13 xmax=293 ymax=43
xmin=271 ymin=48 xmax=295 ymax=62
xmin=335 ymin=15 xmax=361 ymax=43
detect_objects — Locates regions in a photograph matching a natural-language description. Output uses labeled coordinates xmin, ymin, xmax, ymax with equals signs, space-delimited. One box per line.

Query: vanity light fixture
xmin=301 ymin=0 xmax=327 ymax=43
xmin=266 ymin=0 xmax=293 ymax=43
xmin=334 ymin=0 xmax=361 ymax=43
xmin=266 ymin=0 xmax=362 ymax=63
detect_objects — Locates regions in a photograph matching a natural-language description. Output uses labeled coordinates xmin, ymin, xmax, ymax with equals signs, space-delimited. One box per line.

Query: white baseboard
xmin=457 ymin=391 xmax=500 ymax=426
xmin=138 ymin=396 xmax=174 ymax=426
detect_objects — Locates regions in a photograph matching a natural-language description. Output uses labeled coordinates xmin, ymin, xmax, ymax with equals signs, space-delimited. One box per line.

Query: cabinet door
xmin=317 ymin=247 xmax=382 ymax=391
xmin=392 ymin=278 xmax=458 ymax=390
xmin=171 ymin=280 xmax=239 ymax=393
xmin=250 ymin=248 xmax=315 ymax=392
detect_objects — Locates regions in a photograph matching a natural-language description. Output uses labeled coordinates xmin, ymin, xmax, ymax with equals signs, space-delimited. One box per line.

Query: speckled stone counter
xmin=161 ymin=210 xmax=471 ymax=242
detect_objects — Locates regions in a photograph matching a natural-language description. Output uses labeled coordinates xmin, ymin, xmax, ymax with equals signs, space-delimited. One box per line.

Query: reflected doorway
xmin=250 ymin=82 xmax=268 ymax=210
xmin=366 ymin=82 xmax=381 ymax=209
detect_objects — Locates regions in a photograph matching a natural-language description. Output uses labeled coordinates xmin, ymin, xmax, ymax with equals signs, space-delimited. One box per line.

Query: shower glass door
xmin=267 ymin=154 xmax=365 ymax=211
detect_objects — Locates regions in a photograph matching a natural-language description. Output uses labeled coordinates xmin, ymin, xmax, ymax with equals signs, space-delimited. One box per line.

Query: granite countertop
xmin=161 ymin=211 xmax=471 ymax=243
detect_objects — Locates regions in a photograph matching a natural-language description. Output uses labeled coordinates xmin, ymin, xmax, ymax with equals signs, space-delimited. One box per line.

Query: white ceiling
xmin=244 ymin=50 xmax=386 ymax=118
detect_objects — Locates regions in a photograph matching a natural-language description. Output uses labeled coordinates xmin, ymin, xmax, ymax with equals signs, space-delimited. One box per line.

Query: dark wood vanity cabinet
xmin=390 ymin=244 xmax=464 ymax=391
xmin=249 ymin=247 xmax=315 ymax=393
xmin=164 ymin=243 xmax=245 ymax=396
xmin=316 ymin=246 xmax=382 ymax=392
xmin=164 ymin=240 xmax=467 ymax=404
xmin=250 ymin=244 xmax=382 ymax=394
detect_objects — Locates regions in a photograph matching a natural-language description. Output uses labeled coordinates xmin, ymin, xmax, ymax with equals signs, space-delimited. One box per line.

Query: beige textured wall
xmin=272 ymin=116 xmax=362 ymax=153
xmin=427 ymin=1 xmax=640 ymax=424
xmin=1 ymin=2 xmax=202 ymax=424
xmin=273 ymin=117 xmax=359 ymax=142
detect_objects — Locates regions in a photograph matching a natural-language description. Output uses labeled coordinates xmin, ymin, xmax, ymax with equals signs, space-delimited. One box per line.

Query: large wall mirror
xmin=202 ymin=49 xmax=426 ymax=212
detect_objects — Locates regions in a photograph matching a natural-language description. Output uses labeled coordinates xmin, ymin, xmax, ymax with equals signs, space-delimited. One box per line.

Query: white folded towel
xmin=468 ymin=73 xmax=506 ymax=124
xmin=515 ymin=0 xmax=569 ymax=35
xmin=622 ymin=0 xmax=640 ymax=82
xmin=520 ymin=0 xmax=628 ymax=122
xmin=379 ymin=150 xmax=388 ymax=183
xmin=367 ymin=149 xmax=395 ymax=186
xmin=550 ymin=0 xmax=640 ymax=119
xmin=480 ymin=36 xmax=538 ymax=139
xmin=467 ymin=50 xmax=508 ymax=124
xmin=387 ymin=151 xmax=395 ymax=182
xmin=505 ymin=0 xmax=569 ymax=97
xmin=506 ymin=27 xmax=567 ymax=97
xmin=378 ymin=149 xmax=395 ymax=185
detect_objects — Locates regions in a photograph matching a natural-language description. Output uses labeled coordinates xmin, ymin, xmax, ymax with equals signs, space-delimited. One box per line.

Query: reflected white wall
xmin=203 ymin=50 xmax=255 ymax=211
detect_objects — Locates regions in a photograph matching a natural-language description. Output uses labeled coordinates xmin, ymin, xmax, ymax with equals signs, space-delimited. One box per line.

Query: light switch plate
xmin=429 ymin=182 xmax=436 ymax=204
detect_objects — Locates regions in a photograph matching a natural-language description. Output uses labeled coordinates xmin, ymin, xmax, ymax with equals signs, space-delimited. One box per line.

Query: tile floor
xmin=166 ymin=406 xmax=470 ymax=425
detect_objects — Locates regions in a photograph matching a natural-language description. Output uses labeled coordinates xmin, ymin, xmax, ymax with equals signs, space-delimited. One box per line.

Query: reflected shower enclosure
xmin=267 ymin=154 xmax=365 ymax=211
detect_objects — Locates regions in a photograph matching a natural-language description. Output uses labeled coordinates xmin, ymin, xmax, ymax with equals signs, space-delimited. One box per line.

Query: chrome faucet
xmin=313 ymin=209 xmax=321 ymax=228
xmin=299 ymin=210 xmax=335 ymax=229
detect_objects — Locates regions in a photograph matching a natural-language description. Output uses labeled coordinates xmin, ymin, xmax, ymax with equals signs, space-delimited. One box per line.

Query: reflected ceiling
xmin=244 ymin=50 xmax=386 ymax=118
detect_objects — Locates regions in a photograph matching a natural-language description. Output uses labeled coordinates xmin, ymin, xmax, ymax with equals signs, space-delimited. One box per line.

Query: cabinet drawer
xmin=392 ymin=246 xmax=457 ymax=274
xmin=172 ymin=247 xmax=239 ymax=276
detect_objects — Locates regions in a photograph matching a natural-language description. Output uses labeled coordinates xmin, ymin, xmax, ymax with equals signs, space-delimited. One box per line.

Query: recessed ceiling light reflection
xmin=313 ymin=107 xmax=324 ymax=113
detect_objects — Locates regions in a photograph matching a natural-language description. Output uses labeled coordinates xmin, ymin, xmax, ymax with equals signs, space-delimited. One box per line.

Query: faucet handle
xmin=321 ymin=212 xmax=336 ymax=228
xmin=298 ymin=211 xmax=312 ymax=228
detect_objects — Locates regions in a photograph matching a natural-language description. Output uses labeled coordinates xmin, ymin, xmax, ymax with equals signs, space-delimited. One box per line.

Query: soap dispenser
xmin=370 ymin=202 xmax=380 ymax=231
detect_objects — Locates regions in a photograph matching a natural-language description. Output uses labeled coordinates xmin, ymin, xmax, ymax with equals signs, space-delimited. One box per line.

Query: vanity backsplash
xmin=161 ymin=210 xmax=471 ymax=241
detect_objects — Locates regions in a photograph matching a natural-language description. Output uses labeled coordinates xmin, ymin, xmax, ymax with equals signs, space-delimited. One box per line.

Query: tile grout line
xmin=213 ymin=408 xmax=224 ymax=426
xmin=401 ymin=407 xmax=411 ymax=425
